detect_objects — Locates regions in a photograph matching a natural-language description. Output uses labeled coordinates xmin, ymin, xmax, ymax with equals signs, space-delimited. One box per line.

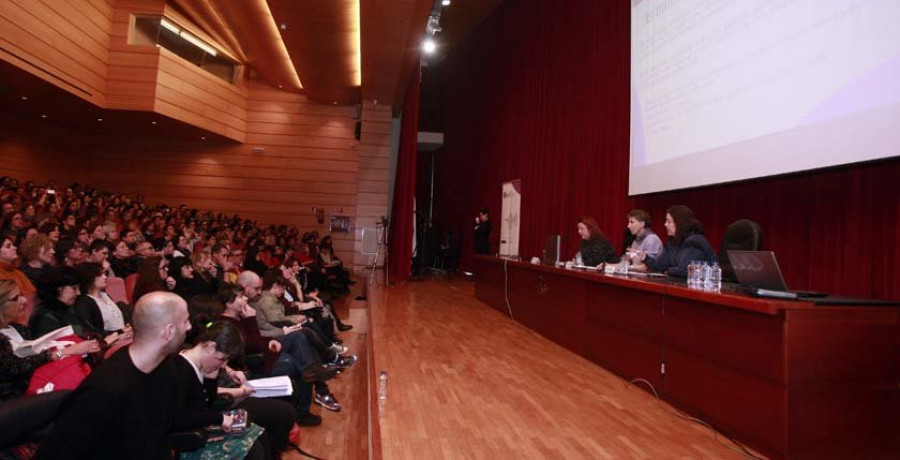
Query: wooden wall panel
xmin=104 ymin=2 xmax=162 ymax=111
xmin=0 ymin=0 xmax=113 ymax=106
xmin=353 ymin=103 xmax=394 ymax=268
xmin=0 ymin=113 xmax=93 ymax=185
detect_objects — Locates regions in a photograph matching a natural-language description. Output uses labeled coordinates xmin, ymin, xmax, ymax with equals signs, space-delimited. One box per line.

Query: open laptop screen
xmin=727 ymin=250 xmax=789 ymax=291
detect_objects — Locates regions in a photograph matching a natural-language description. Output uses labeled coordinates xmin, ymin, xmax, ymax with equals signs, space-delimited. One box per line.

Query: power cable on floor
xmin=624 ymin=378 xmax=765 ymax=460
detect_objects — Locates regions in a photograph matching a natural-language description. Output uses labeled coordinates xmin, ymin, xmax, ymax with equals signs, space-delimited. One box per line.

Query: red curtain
xmin=388 ymin=64 xmax=421 ymax=283
xmin=432 ymin=0 xmax=900 ymax=300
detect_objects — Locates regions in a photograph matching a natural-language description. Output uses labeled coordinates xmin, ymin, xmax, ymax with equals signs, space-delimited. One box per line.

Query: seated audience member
xmin=623 ymin=209 xmax=664 ymax=271
xmin=575 ymin=216 xmax=619 ymax=267
xmin=17 ymin=233 xmax=54 ymax=286
xmin=191 ymin=247 xmax=220 ymax=293
xmin=86 ymin=239 xmax=111 ymax=264
xmin=30 ymin=266 xmax=91 ymax=337
xmin=0 ymin=280 xmax=100 ymax=401
xmin=0 ymin=238 xmax=36 ymax=301
xmin=73 ymin=262 xmax=131 ymax=338
xmin=109 ymin=239 xmax=137 ymax=278
xmin=317 ymin=246 xmax=352 ymax=295
xmin=134 ymin=240 xmax=156 ymax=260
xmin=215 ymin=284 xmax=343 ymax=400
xmin=171 ymin=320 xmax=282 ymax=460
xmin=132 ymin=256 xmax=175 ymax=302
xmin=237 ymin=271 xmax=349 ymax=412
xmin=635 ymin=205 xmax=718 ymax=278
xmin=169 ymin=256 xmax=209 ymax=300
xmin=34 ymin=292 xmax=190 ymax=460
xmin=54 ymin=237 xmax=87 ymax=267
xmin=36 ymin=223 xmax=60 ymax=244
xmin=280 ymin=260 xmax=352 ymax=332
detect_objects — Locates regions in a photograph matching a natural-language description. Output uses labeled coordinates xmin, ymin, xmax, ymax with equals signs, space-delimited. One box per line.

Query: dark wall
xmin=432 ymin=0 xmax=900 ymax=300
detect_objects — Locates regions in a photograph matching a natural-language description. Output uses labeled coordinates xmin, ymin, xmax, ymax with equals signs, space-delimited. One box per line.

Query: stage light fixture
xmin=422 ymin=38 xmax=436 ymax=54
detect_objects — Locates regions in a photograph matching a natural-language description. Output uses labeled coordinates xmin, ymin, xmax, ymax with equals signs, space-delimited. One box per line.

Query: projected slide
xmin=629 ymin=0 xmax=900 ymax=195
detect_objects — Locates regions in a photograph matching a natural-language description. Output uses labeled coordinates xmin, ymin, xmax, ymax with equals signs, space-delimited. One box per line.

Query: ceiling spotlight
xmin=201 ymin=136 xmax=206 ymax=140
xmin=333 ymin=101 xmax=338 ymax=105
xmin=41 ymin=114 xmax=47 ymax=119
xmin=151 ymin=121 xmax=157 ymax=125
xmin=21 ymin=96 xmax=28 ymax=101
xmin=97 ymin=118 xmax=103 ymax=122
xmin=280 ymin=23 xmax=287 ymax=31
xmin=422 ymin=38 xmax=436 ymax=54
xmin=442 ymin=0 xmax=451 ymax=5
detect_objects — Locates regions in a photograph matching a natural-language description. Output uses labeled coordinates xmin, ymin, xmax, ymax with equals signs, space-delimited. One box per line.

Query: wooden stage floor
xmin=296 ymin=277 xmax=753 ymax=459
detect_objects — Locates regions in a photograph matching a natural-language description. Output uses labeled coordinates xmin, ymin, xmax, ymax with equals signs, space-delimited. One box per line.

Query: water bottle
xmin=619 ymin=255 xmax=629 ymax=274
xmin=687 ymin=261 xmax=698 ymax=285
xmin=708 ymin=263 xmax=722 ymax=290
xmin=700 ymin=262 xmax=710 ymax=288
xmin=378 ymin=370 xmax=388 ymax=400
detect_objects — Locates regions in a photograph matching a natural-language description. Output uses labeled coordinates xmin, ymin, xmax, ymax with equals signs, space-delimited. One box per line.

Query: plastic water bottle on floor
xmin=378 ymin=370 xmax=388 ymax=400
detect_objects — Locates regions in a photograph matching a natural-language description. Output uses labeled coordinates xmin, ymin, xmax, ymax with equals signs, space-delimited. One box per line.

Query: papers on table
xmin=247 ymin=376 xmax=293 ymax=398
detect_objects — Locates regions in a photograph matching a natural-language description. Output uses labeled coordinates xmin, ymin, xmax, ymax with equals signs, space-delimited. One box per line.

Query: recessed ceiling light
xmin=21 ymin=96 xmax=28 ymax=101
xmin=151 ymin=121 xmax=157 ymax=125
xmin=41 ymin=114 xmax=47 ymax=119
xmin=278 ymin=85 xmax=283 ymax=89
xmin=442 ymin=0 xmax=451 ymax=5
xmin=97 ymin=118 xmax=103 ymax=122
xmin=333 ymin=101 xmax=338 ymax=105
xmin=200 ymin=136 xmax=206 ymax=140
xmin=280 ymin=23 xmax=287 ymax=31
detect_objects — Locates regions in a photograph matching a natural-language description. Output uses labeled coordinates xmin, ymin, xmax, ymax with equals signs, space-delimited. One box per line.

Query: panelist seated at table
xmin=623 ymin=209 xmax=664 ymax=268
xmin=632 ymin=205 xmax=717 ymax=278
xmin=574 ymin=217 xmax=619 ymax=268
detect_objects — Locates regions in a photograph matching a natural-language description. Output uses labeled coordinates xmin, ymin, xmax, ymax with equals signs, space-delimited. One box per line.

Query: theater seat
xmin=106 ymin=276 xmax=128 ymax=304
xmin=0 ymin=390 xmax=208 ymax=455
xmin=718 ymin=219 xmax=763 ymax=282
xmin=124 ymin=273 xmax=139 ymax=304
xmin=0 ymin=390 xmax=70 ymax=450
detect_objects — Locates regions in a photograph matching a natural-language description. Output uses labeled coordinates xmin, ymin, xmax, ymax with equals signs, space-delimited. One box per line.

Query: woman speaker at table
xmin=632 ymin=205 xmax=717 ymax=278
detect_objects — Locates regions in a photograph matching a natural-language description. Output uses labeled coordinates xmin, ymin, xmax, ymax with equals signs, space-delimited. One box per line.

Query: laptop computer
xmin=727 ymin=250 xmax=827 ymax=298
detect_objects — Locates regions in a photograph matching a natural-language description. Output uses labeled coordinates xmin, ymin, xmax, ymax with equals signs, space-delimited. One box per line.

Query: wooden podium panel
xmin=472 ymin=256 xmax=900 ymax=460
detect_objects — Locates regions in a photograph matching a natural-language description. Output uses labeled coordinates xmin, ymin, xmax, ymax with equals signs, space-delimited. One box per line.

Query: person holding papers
xmin=575 ymin=217 xmax=619 ymax=267
xmin=634 ymin=205 xmax=717 ymax=278
xmin=0 ymin=280 xmax=100 ymax=400
xmin=173 ymin=320 xmax=296 ymax=459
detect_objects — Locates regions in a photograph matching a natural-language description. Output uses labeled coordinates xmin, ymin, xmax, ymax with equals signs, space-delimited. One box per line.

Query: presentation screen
xmin=629 ymin=0 xmax=900 ymax=195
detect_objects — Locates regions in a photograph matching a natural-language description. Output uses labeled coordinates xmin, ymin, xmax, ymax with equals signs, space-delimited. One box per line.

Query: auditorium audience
xmin=0 ymin=280 xmax=99 ymax=401
xmin=0 ymin=174 xmax=365 ymax=455
xmin=635 ymin=205 xmax=718 ymax=277
xmin=34 ymin=292 xmax=191 ymax=460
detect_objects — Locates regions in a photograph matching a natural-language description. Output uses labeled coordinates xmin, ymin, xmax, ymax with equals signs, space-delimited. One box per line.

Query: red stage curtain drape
xmin=431 ymin=0 xmax=900 ymax=300
xmin=388 ymin=64 xmax=421 ymax=283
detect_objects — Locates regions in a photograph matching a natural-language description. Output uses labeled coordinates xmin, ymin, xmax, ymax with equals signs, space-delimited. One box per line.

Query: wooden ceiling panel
xmin=360 ymin=0 xmax=433 ymax=106
xmin=268 ymin=0 xmax=361 ymax=105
